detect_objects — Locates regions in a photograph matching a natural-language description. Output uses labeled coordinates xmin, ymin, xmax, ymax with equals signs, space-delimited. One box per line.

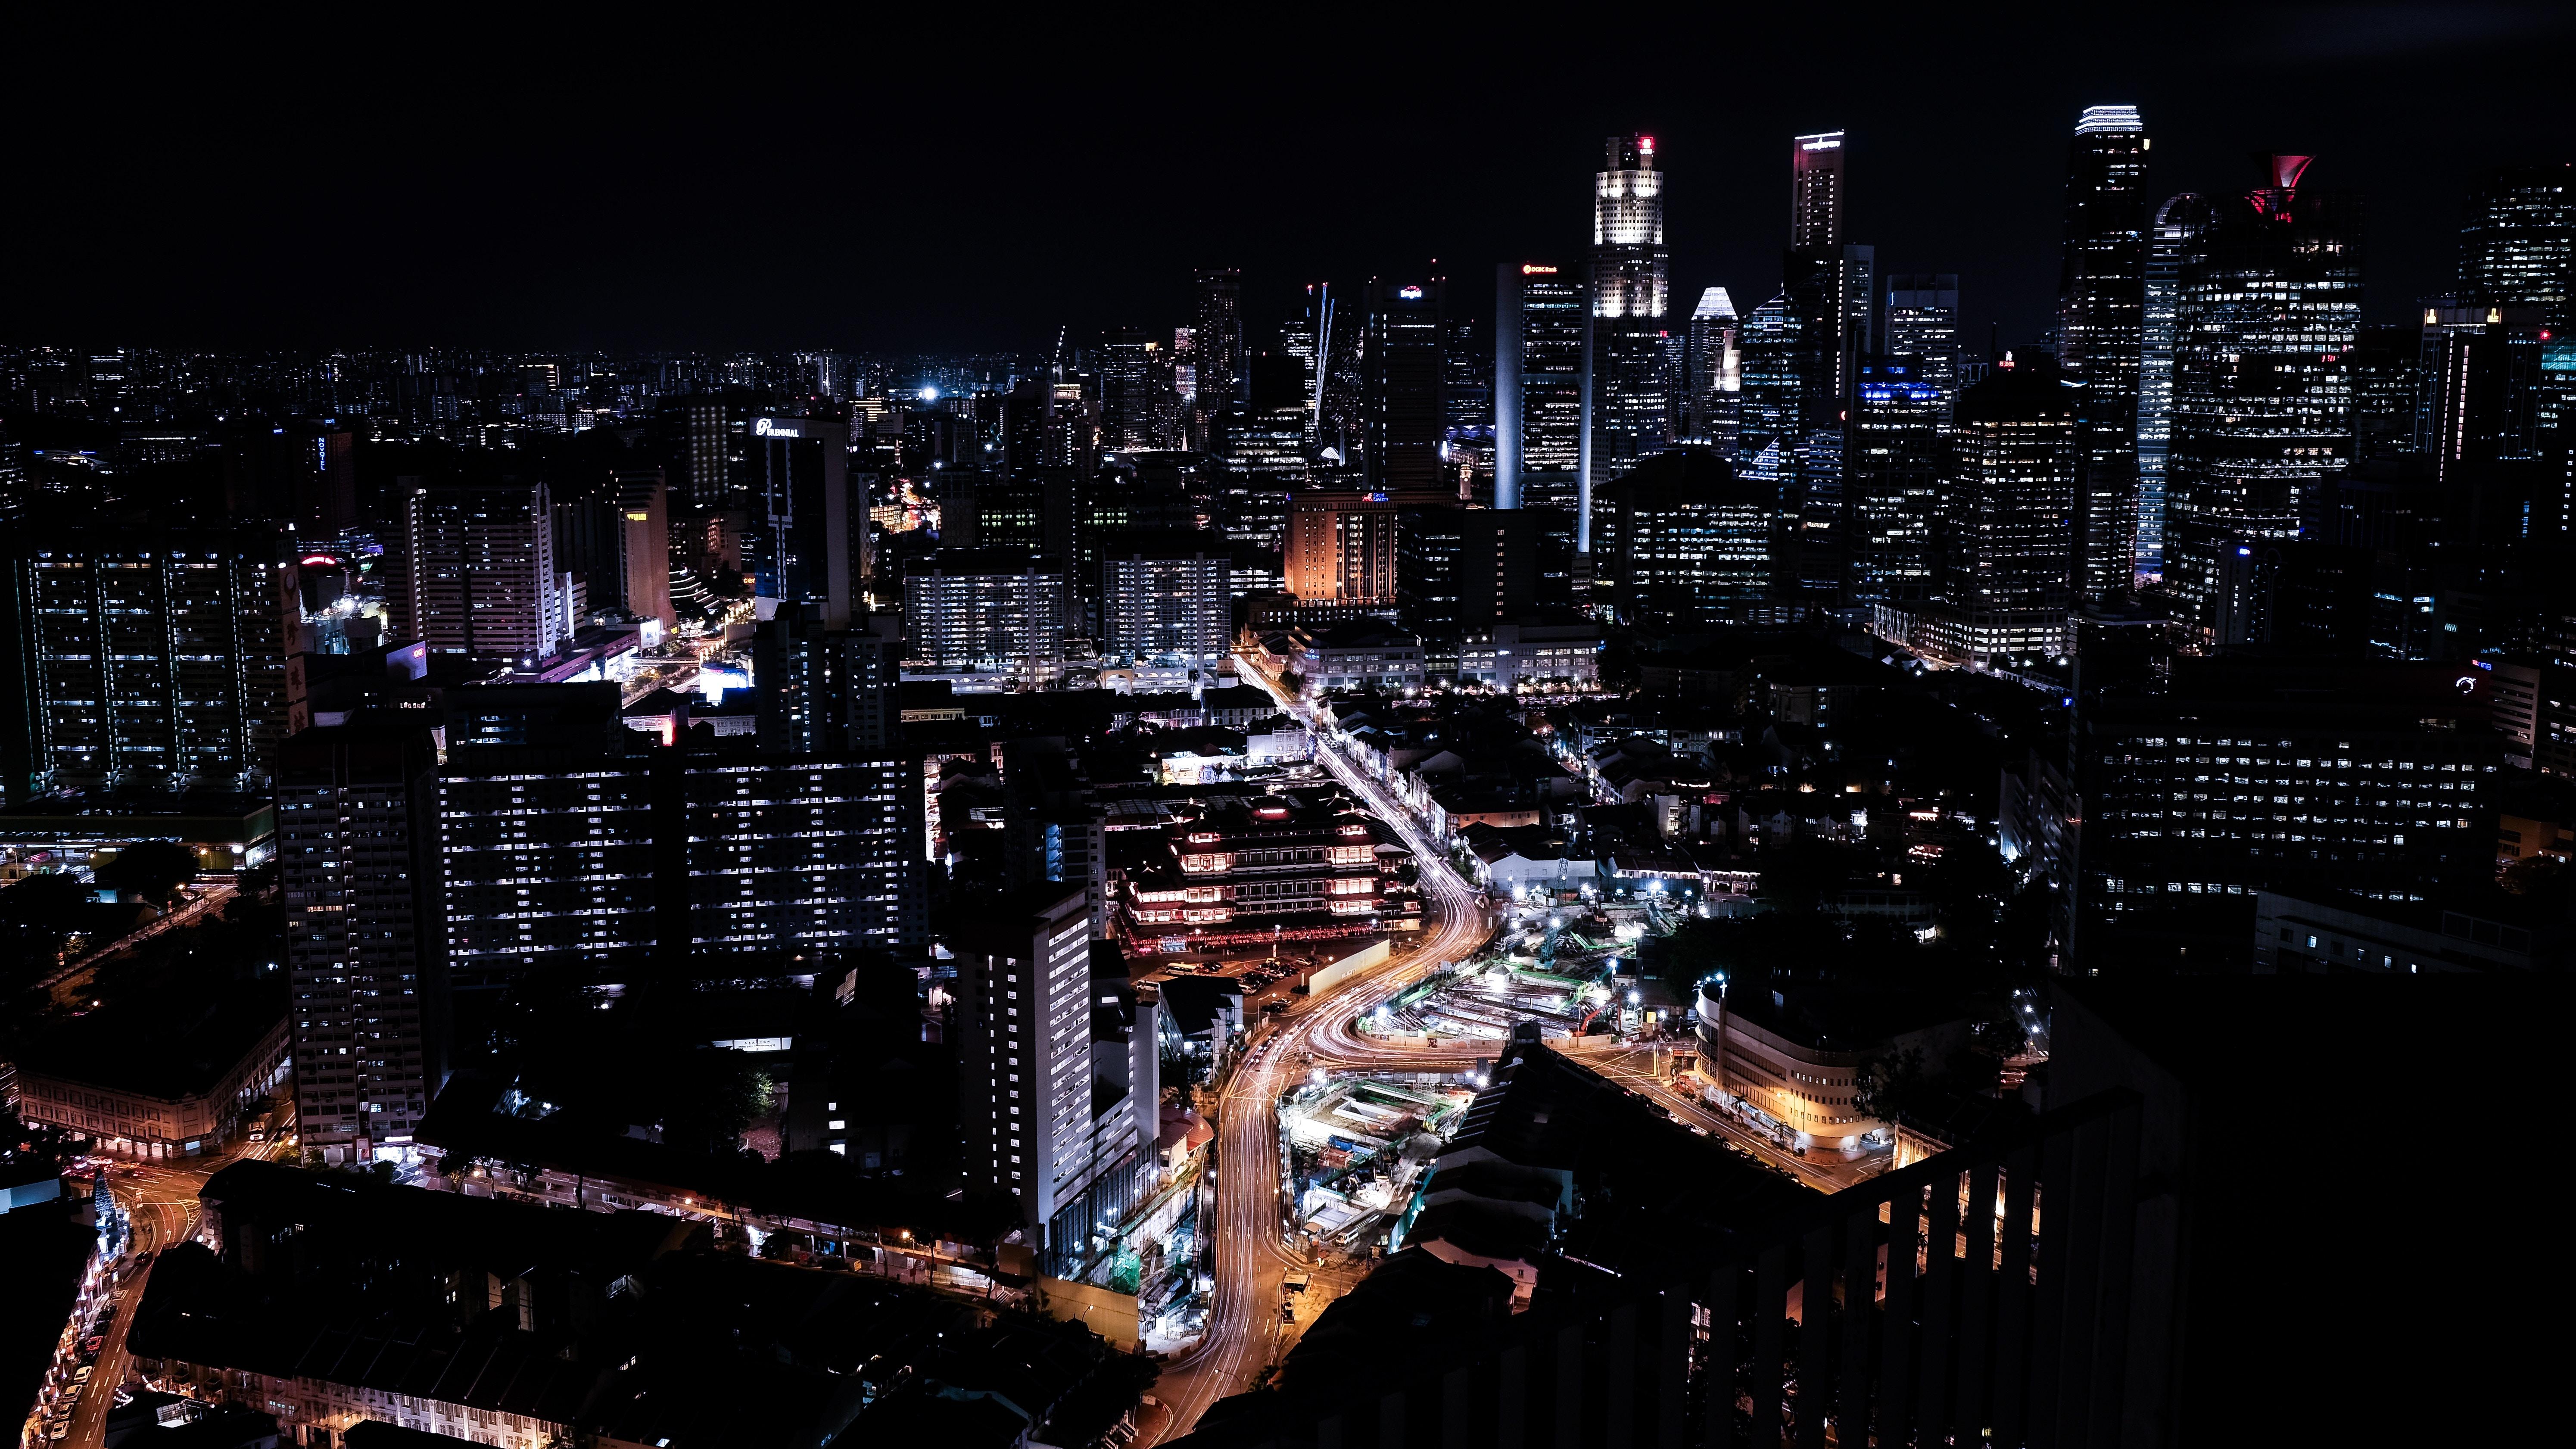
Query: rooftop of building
xmin=13 ymin=968 xmax=286 ymax=1103
xmin=136 ymin=1164 xmax=1146 ymax=1449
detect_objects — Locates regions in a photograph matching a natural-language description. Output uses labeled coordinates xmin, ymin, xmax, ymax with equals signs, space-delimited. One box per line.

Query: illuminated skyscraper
xmin=1193 ymin=268 xmax=1243 ymax=411
xmin=2166 ymin=157 xmax=2362 ymax=650
xmin=1925 ymin=356 xmax=2080 ymax=667
xmin=2054 ymin=105 xmax=2151 ymax=604
xmin=2456 ymin=163 xmax=2573 ymax=328
xmin=1496 ymin=262 xmax=1585 ymax=510
xmin=1364 ymin=276 xmax=1447 ymax=495
xmin=1881 ymin=275 xmax=1960 ymax=416
xmin=1098 ymin=327 xmax=1161 ymax=450
xmin=1685 ymin=287 xmax=1741 ymax=453
xmin=1790 ymin=132 xmax=1846 ymax=252
xmin=2136 ymin=194 xmax=2208 ymax=580
xmin=1580 ymin=134 xmax=1670 ymax=552
xmin=1847 ymin=357 xmax=1946 ymax=602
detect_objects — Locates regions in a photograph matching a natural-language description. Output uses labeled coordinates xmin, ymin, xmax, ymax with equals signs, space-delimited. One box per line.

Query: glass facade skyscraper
xmin=2055 ymin=105 xmax=2150 ymax=604
xmin=1685 ymin=287 xmax=1741 ymax=454
xmin=2136 ymin=194 xmax=2208 ymax=581
xmin=2166 ymin=158 xmax=2362 ymax=650
xmin=2456 ymin=163 xmax=2573 ymax=328
xmin=1496 ymin=262 xmax=1586 ymax=511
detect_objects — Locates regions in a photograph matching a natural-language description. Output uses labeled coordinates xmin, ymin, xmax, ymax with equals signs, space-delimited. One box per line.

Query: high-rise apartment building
xmin=1364 ymin=277 xmax=1447 ymax=495
xmin=1882 ymin=275 xmax=1962 ymax=415
xmin=1924 ymin=357 xmax=2079 ymax=667
xmin=903 ymin=550 xmax=1067 ymax=685
xmin=2166 ymin=157 xmax=2361 ymax=649
xmin=1685 ymin=287 xmax=1742 ymax=453
xmin=2 ymin=525 xmax=293 ymax=799
xmin=1581 ymin=134 xmax=1672 ymax=545
xmin=951 ymin=885 xmax=1156 ymax=1271
xmin=436 ymin=750 xmax=927 ymax=997
xmin=2456 ymin=163 xmax=2573 ymax=328
xmin=1097 ymin=530 xmax=1232 ymax=667
xmin=1285 ymin=492 xmax=1400 ymax=605
xmin=2055 ymin=106 xmax=2151 ymax=603
xmin=667 ymin=397 xmax=738 ymax=507
xmin=280 ymin=723 xmax=446 ymax=1164
xmin=2136 ymin=194 xmax=2208 ymax=580
xmin=1495 ymin=263 xmax=1585 ymax=511
xmin=400 ymin=482 xmax=568 ymax=662
xmin=753 ymin=610 xmax=902 ymax=756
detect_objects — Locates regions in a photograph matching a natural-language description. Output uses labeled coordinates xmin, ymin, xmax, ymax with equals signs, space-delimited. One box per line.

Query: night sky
xmin=7 ymin=6 xmax=2570 ymax=359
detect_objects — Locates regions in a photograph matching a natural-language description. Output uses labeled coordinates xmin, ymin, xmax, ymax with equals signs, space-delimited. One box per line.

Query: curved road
xmin=1146 ymin=664 xmax=1498 ymax=1443
xmin=49 ymin=1132 xmax=296 ymax=1449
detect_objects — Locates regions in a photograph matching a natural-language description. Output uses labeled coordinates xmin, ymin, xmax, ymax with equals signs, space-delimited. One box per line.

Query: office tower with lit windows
xmin=951 ymin=883 xmax=1155 ymax=1272
xmin=1737 ymin=292 xmax=1802 ymax=467
xmin=1397 ymin=506 xmax=1536 ymax=672
xmin=2456 ymin=163 xmax=2573 ymax=328
xmin=1 ymin=524 xmax=293 ymax=801
xmin=1923 ymin=357 xmax=2080 ymax=667
xmin=1581 ymin=134 xmax=1671 ymax=548
xmin=2420 ymin=301 xmax=2550 ymax=539
xmin=1882 ymin=275 xmax=1962 ymax=415
xmin=1282 ymin=285 xmax=1327 ymax=442
xmin=1847 ymin=358 xmax=1946 ymax=603
xmin=1364 ymin=277 xmax=1448 ymax=495
xmin=1285 ymin=492 xmax=1400 ymax=605
xmin=1097 ymin=530 xmax=1232 ymax=667
xmin=436 ymin=751 xmax=926 ymax=997
xmin=903 ymin=550 xmax=1068 ymax=684
xmin=1193 ymin=268 xmax=1244 ymax=437
xmin=2346 ymin=323 xmax=2424 ymax=463
xmin=2055 ymin=106 xmax=2151 ymax=603
xmin=1099 ymin=327 xmax=1163 ymax=450
xmin=1791 ymin=132 xmax=1845 ymax=250
xmin=1211 ymin=352 xmax=1312 ymax=541
xmin=1443 ymin=316 xmax=1492 ymax=432
xmin=1782 ymin=132 xmax=1872 ymax=417
xmin=280 ymin=722 xmax=446 ymax=1164
xmin=399 ymin=481 xmax=568 ymax=662
xmin=2166 ymin=158 xmax=2362 ymax=649
xmin=2136 ymin=194 xmax=2208 ymax=578
xmin=1685 ymin=287 xmax=1742 ymax=453
xmin=1590 ymin=448 xmax=1794 ymax=630
xmin=1495 ymin=262 xmax=1586 ymax=511
xmin=749 ymin=414 xmax=857 ymax=629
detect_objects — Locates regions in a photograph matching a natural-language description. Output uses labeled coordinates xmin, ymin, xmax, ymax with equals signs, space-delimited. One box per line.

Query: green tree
xmin=98 ymin=840 xmax=198 ymax=904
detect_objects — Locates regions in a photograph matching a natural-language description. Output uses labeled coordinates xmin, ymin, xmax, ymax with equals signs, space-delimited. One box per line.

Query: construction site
xmin=1278 ymin=1076 xmax=1477 ymax=1256
xmin=1355 ymin=901 xmax=1679 ymax=1046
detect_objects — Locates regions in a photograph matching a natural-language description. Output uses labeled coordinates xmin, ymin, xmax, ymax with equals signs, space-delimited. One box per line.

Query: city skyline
xmin=5 ymin=11 xmax=2570 ymax=354
xmin=4 ymin=12 xmax=2571 ymax=1449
